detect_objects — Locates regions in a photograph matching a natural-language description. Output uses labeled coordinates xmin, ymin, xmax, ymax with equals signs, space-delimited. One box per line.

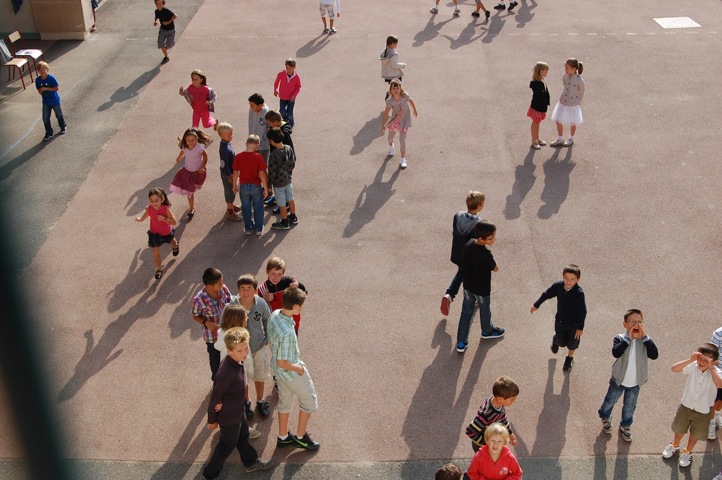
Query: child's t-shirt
xmin=35 ymin=74 xmax=61 ymax=106
xmin=147 ymin=204 xmax=173 ymax=236
xmin=461 ymin=241 xmax=495 ymax=297
xmin=466 ymin=395 xmax=511 ymax=448
xmin=257 ymin=276 xmax=306 ymax=332
xmin=232 ymin=151 xmax=266 ymax=185
xmin=183 ymin=143 xmax=205 ymax=172
xmin=186 ymin=84 xmax=211 ymax=112
xmin=681 ymin=362 xmax=719 ymax=413
xmin=155 ymin=7 xmax=176 ymax=30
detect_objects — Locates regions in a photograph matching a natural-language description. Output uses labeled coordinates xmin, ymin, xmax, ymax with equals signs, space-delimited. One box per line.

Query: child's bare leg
xmin=322 ymin=17 xmax=327 ymax=28
xmin=388 ymin=130 xmax=396 ymax=147
xmin=161 ymin=47 xmax=169 ymax=58
xmin=570 ymin=124 xmax=577 ymax=137
xmin=297 ymin=411 xmax=312 ymax=438
xmin=556 ymin=121 xmax=564 ymax=136
xmin=531 ymin=121 xmax=540 ymax=142
xmin=288 ymin=200 xmax=296 ymax=215
xmin=330 ymin=18 xmax=334 ymax=29
xmin=686 ymin=434 xmax=699 ymax=451
xmin=255 ymin=381 xmax=265 ymax=402
xmin=170 ymin=238 xmax=178 ymax=250
xmin=567 ymin=348 xmax=576 ymax=357
xmin=188 ymin=194 xmax=195 ymax=211
xmin=152 ymin=247 xmax=162 ymax=269
xmin=671 ymin=433 xmax=684 ymax=446
xmin=279 ymin=205 xmax=288 ymax=220
xmin=278 ymin=412 xmax=290 ymax=437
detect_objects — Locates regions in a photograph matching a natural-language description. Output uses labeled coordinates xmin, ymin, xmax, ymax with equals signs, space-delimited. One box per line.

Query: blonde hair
xmin=246 ymin=134 xmax=260 ymax=145
xmin=483 ymin=422 xmax=510 ymax=442
xmin=216 ymin=122 xmax=233 ymax=135
xmin=466 ymin=191 xmax=485 ymax=210
xmin=37 ymin=61 xmax=50 ymax=72
xmin=223 ymin=326 xmax=250 ymax=350
xmin=532 ymin=61 xmax=549 ymax=82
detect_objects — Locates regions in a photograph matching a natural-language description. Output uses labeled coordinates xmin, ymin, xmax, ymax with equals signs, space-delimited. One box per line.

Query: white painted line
xmin=653 ymin=17 xmax=701 ymax=29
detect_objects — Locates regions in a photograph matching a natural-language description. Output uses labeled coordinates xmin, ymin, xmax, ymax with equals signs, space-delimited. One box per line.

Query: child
xmin=232 ymin=135 xmax=269 ymax=236
xmin=273 ymin=59 xmax=301 ymax=128
xmin=435 ymin=463 xmax=462 ymax=480
xmin=213 ymin=305 xmax=262 ymax=440
xmin=381 ymin=79 xmax=418 ymax=169
xmin=471 ymin=0 xmax=491 ymax=20
xmin=35 ymin=61 xmax=67 ymax=141
xmin=203 ymin=327 xmax=273 ymax=478
xmin=192 ymin=267 xmax=233 ymax=381
xmin=134 ymin=188 xmax=179 ymax=280
xmin=265 ymin=110 xmax=294 ymax=153
xmin=456 ymin=221 xmax=505 ymax=353
xmin=466 ymin=376 xmax=519 ymax=451
xmin=216 ymin=122 xmax=242 ymax=221
xmin=257 ymin=257 xmax=307 ymax=334
xmin=153 ymin=0 xmax=176 ymax=64
xmin=466 ymin=422 xmax=523 ymax=480
xmin=267 ymin=127 xmax=298 ymax=230
xmin=440 ymin=191 xmax=485 ymax=317
xmin=267 ymin=286 xmax=319 ymax=450
xmin=528 ymin=62 xmax=550 ymax=150
xmin=493 ymin=0 xmax=518 ymax=11
xmin=597 ymin=309 xmax=659 ymax=442
xmin=430 ymin=0 xmax=460 ymax=15
xmin=530 ymin=264 xmax=587 ymax=371
xmin=319 ymin=0 xmax=340 ymax=35
xmin=229 ymin=274 xmax=273 ymax=418
xmin=379 ymin=35 xmax=406 ymax=91
xmin=170 ymin=128 xmax=210 ymax=220
xmin=709 ymin=326 xmax=722 ymax=439
xmin=179 ymin=70 xmax=217 ymax=130
xmin=550 ymin=58 xmax=585 ymax=147
xmin=248 ymin=93 xmax=270 ymax=162
xmin=662 ymin=344 xmax=722 ymax=468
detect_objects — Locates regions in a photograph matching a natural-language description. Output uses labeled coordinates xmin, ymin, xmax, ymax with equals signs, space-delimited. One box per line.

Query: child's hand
xmin=207 ymin=422 xmax=218 ymax=431
xmin=290 ymin=277 xmax=299 ymax=288
xmin=206 ymin=322 xmax=219 ymax=332
xmin=156 ymin=215 xmax=166 ymax=222
xmin=636 ymin=324 xmax=646 ymax=338
xmin=178 ymin=86 xmax=184 ymax=95
xmin=233 ymin=185 xmax=238 ymax=194
xmin=493 ymin=266 xmax=499 ymax=272
xmin=200 ymin=167 xmax=206 ymax=173
xmin=509 ymin=433 xmax=518 ymax=446
xmin=274 ymin=91 xmax=279 ymax=97
xmin=206 ymin=100 xmax=212 ymax=107
xmin=135 ymin=217 xmax=143 ymax=222
xmin=290 ymin=96 xmax=296 ymax=101
xmin=381 ymin=125 xmax=386 ymax=134
xmin=575 ymin=329 xmax=583 ymax=340
xmin=154 ymin=20 xmax=158 ymax=26
xmin=214 ymin=402 xmax=222 ymax=412
xmin=530 ymin=306 xmax=538 ymax=314
xmin=264 ymin=292 xmax=274 ymax=302
xmin=691 ymin=352 xmax=702 ymax=362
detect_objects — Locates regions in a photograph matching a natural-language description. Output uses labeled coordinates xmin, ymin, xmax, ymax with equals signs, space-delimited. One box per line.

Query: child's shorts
xmin=157 ymin=28 xmax=176 ymax=49
xmin=672 ymin=404 xmax=713 ymax=440
xmin=527 ymin=107 xmax=546 ymax=123
xmin=319 ymin=4 xmax=336 ymax=18
xmin=243 ymin=349 xmax=255 ymax=381
xmin=147 ymin=229 xmax=175 ymax=248
xmin=250 ymin=345 xmax=272 ymax=382
xmin=553 ymin=321 xmax=580 ymax=350
xmin=277 ymin=363 xmax=318 ymax=414
xmin=274 ymin=184 xmax=294 ymax=208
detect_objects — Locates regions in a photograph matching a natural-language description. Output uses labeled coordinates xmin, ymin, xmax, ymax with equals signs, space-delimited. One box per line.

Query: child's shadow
xmin=538 ymin=148 xmax=575 ymax=219
xmin=515 ymin=0 xmax=537 ymax=28
xmin=481 ymin=16 xmax=506 ymax=44
xmin=97 ymin=66 xmax=161 ymax=111
xmin=124 ymin=166 xmax=177 ymax=218
xmin=342 ymin=156 xmax=400 ymax=238
xmin=350 ymin=112 xmax=383 ymax=156
xmin=503 ymin=150 xmax=536 ymax=220
xmin=443 ymin=20 xmax=484 ymax=49
xmin=413 ymin=14 xmax=455 ymax=47
xmin=296 ymin=35 xmax=331 ymax=58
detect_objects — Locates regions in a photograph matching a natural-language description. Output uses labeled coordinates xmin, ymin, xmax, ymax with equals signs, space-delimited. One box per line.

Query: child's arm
xmin=273 ymin=72 xmax=281 ymax=97
xmin=206 ymin=87 xmax=216 ymax=108
xmin=135 ymin=210 xmax=150 ymax=222
xmin=161 ymin=208 xmax=177 ymax=226
xmin=710 ymin=363 xmax=722 ymax=388
xmin=335 ymin=0 xmax=340 ymax=15
xmin=408 ymin=98 xmax=418 ymax=118
xmin=277 ymin=359 xmax=305 ymax=376
xmin=530 ymin=284 xmax=557 ymax=313
xmin=381 ymin=106 xmax=391 ymax=133
xmin=259 ymin=170 xmax=269 ymax=197
xmin=163 ymin=13 xmax=177 ymax=25
xmin=199 ymin=150 xmax=208 ymax=172
xmin=577 ymin=76 xmax=585 ymax=104
xmin=175 ymin=150 xmax=185 ymax=164
xmin=671 ymin=353 xmax=699 ymax=373
xmin=290 ymin=76 xmax=301 ymax=101
xmin=207 ymin=371 xmax=228 ymax=430
xmin=612 ymin=335 xmax=630 ymax=358
xmin=232 ymin=170 xmax=239 ymax=193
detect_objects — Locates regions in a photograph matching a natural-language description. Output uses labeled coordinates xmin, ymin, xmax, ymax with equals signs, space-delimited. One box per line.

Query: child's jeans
xmin=445 ymin=266 xmax=464 ymax=299
xmin=457 ymin=290 xmax=493 ymax=344
xmin=279 ymin=99 xmax=295 ymax=127
xmin=42 ymin=104 xmax=66 ymax=135
xmin=598 ymin=379 xmax=639 ymax=427
xmin=239 ymin=183 xmax=264 ymax=233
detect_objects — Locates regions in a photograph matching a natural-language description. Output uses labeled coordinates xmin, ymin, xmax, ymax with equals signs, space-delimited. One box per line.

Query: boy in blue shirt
xmin=35 ymin=61 xmax=67 ymax=141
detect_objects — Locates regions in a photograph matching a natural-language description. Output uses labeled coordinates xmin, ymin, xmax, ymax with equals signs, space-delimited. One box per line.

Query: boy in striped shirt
xmin=465 ymin=376 xmax=519 ymax=451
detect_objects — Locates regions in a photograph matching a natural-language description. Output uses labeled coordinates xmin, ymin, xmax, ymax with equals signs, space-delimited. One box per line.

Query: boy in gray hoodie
xmin=598 ymin=309 xmax=658 ymax=442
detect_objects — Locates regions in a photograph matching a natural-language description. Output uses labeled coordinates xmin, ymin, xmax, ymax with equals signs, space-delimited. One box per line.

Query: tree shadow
xmin=537 ymin=147 xmax=574 ymax=219
xmin=503 ymin=150 xmax=537 ymax=220
xmin=481 ymin=16 xmax=507 ymax=44
xmin=443 ymin=20 xmax=485 ymax=49
xmin=413 ymin=14 xmax=456 ymax=47
xmin=97 ymin=66 xmax=161 ymax=111
xmin=342 ymin=156 xmax=400 ymax=238
xmin=295 ymin=35 xmax=331 ymax=58
xmin=401 ymin=320 xmax=494 ymax=477
xmin=0 ymin=141 xmax=52 ymax=181
xmin=514 ymin=0 xmax=537 ymax=28
xmin=150 ymin=392 xmax=212 ymax=479
xmin=350 ymin=112 xmax=383 ymax=156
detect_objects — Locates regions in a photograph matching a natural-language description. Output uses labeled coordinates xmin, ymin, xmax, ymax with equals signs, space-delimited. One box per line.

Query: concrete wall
xmin=0 ymin=0 xmax=37 ymax=37
xmin=1 ymin=0 xmax=91 ymax=40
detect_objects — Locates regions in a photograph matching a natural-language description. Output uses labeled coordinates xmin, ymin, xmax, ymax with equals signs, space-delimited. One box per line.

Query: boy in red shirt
xmin=232 ymin=135 xmax=269 ymax=236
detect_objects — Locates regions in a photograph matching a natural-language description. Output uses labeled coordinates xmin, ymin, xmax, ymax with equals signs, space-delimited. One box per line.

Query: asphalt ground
xmin=0 ymin=0 xmax=721 ymax=478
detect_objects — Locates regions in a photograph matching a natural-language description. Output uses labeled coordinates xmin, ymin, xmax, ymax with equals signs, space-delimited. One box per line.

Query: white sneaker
xmin=249 ymin=428 xmax=262 ymax=440
xmin=662 ymin=443 xmax=679 ymax=458
xmin=679 ymin=451 xmax=692 ymax=468
xmin=563 ymin=137 xmax=574 ymax=147
xmin=715 ymin=413 xmax=722 ymax=428
xmin=709 ymin=419 xmax=717 ymax=440
xmin=531 ymin=143 xmax=542 ymax=150
xmin=399 ymin=158 xmax=407 ymax=169
xmin=550 ymin=137 xmax=564 ymax=147
xmin=430 ymin=6 xmax=438 ymax=13
xmin=712 ymin=472 xmax=722 ymax=480
xmin=388 ymin=144 xmax=395 ymax=156
xmin=453 ymin=8 xmax=460 ymax=15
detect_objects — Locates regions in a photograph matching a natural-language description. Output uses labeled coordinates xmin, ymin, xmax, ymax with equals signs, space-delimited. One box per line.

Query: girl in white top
xmin=550 ymin=58 xmax=585 ymax=147
xmin=381 ymin=79 xmax=418 ymax=169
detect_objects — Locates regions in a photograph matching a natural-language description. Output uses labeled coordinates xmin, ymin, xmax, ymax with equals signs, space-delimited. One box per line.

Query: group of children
xmin=191 ymin=260 xmax=315 ymax=479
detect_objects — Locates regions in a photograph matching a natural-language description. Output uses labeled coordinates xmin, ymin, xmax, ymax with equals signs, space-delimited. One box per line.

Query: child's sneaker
xmin=563 ymin=356 xmax=574 ymax=371
xmin=709 ymin=418 xmax=718 ymax=440
xmin=456 ymin=341 xmax=468 ymax=353
xmin=255 ymin=229 xmax=264 ymax=236
xmin=481 ymin=327 xmax=505 ymax=340
xmin=662 ymin=443 xmax=679 ymax=459
xmin=329 ymin=28 xmax=337 ymax=35
xmin=485 ymin=10 xmax=491 ymax=19
xmin=59 ymin=126 xmax=67 ymax=135
xmin=430 ymin=6 xmax=439 ymax=13
xmin=550 ymin=137 xmax=565 ymax=147
xmin=601 ymin=417 xmax=612 ymax=433
xmin=249 ymin=428 xmax=262 ymax=440
xmin=277 ymin=432 xmax=294 ymax=448
xmin=172 ymin=241 xmax=180 ymax=257
xmin=322 ymin=28 xmax=329 ymax=34
xmin=399 ymin=158 xmax=408 ymax=169
xmin=679 ymin=451 xmax=692 ymax=468
xmin=292 ymin=433 xmax=320 ymax=450
xmin=288 ymin=213 xmax=299 ymax=225
xmin=563 ymin=137 xmax=574 ymax=147
xmin=264 ymin=194 xmax=276 ymax=207
xmin=493 ymin=2 xmax=506 ymax=9
xmin=42 ymin=133 xmax=53 ymax=141
xmin=550 ymin=342 xmax=559 ymax=354
xmin=537 ymin=139 xmax=547 ymax=146
xmin=244 ymin=460 xmax=274 ymax=472
xmin=161 ymin=56 xmax=170 ymax=64
xmin=471 ymin=11 xmax=480 ymax=17
xmin=508 ymin=0 xmax=518 ymax=10
xmin=440 ymin=294 xmax=452 ymax=316
xmin=619 ymin=425 xmax=632 ymax=442
xmin=453 ymin=8 xmax=460 ymax=16
xmin=715 ymin=413 xmax=722 ymax=428
xmin=712 ymin=472 xmax=722 ymax=480
xmin=257 ymin=400 xmax=270 ymax=417
xmin=245 ymin=400 xmax=254 ymax=419
xmin=388 ymin=144 xmax=395 ymax=156
xmin=531 ymin=143 xmax=542 ymax=150
xmin=272 ymin=219 xmax=291 ymax=230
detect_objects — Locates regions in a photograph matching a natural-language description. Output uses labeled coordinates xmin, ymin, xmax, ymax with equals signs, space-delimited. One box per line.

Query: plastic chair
xmin=8 ymin=31 xmax=45 ymax=72
xmin=0 ymin=38 xmax=32 ymax=89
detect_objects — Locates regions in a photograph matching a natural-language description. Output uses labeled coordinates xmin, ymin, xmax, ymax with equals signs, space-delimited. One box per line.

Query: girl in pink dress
xmin=170 ymin=128 xmax=211 ymax=219
xmin=179 ymin=69 xmax=218 ymax=130
xmin=381 ymin=79 xmax=418 ymax=170
xmin=135 ymin=188 xmax=179 ymax=280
